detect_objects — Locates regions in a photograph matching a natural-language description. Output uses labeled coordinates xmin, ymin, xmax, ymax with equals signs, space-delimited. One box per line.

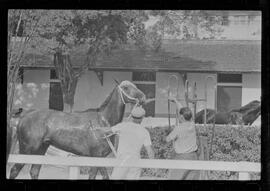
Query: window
xmin=232 ymin=15 xmax=248 ymax=25
xmin=49 ymin=69 xmax=63 ymax=111
xmin=217 ymin=73 xmax=242 ymax=83
xmin=221 ymin=16 xmax=229 ymax=26
xmin=217 ymin=73 xmax=242 ymax=112
xmin=50 ymin=69 xmax=58 ymax=79
xmin=132 ymin=72 xmax=156 ymax=117
xmin=132 ymin=72 xmax=156 ymax=82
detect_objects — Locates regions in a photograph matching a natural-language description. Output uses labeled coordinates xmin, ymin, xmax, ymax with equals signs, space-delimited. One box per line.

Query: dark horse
xmin=9 ymin=80 xmax=146 ymax=179
xmin=195 ymin=100 xmax=261 ymax=125
xmin=7 ymin=108 xmax=25 ymax=162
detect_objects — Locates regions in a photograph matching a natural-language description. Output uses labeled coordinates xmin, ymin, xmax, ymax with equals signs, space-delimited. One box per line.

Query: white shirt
xmin=167 ymin=121 xmax=198 ymax=154
xmin=112 ymin=122 xmax=152 ymax=158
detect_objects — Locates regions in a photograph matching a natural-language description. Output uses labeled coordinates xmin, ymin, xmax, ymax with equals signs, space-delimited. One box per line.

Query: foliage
xmin=8 ymin=10 xmax=226 ymax=112
xmin=27 ymin=10 xmax=151 ymax=111
xmin=8 ymin=10 xmax=46 ymax=130
xmin=140 ymin=125 xmax=261 ymax=180
xmin=142 ymin=11 xmax=224 ymax=51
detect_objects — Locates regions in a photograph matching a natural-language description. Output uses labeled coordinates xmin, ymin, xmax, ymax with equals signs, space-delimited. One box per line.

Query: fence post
xmin=238 ymin=172 xmax=251 ymax=180
xmin=69 ymin=166 xmax=79 ymax=180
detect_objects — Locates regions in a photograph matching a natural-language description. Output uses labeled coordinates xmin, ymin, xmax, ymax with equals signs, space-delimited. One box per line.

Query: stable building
xmin=14 ymin=39 xmax=261 ymax=124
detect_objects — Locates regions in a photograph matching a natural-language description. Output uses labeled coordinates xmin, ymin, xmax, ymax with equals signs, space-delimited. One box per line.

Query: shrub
xmin=80 ymin=124 xmax=260 ymax=180
xmin=140 ymin=124 xmax=261 ymax=180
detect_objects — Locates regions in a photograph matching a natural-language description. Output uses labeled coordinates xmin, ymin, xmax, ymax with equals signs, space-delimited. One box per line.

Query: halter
xmin=118 ymin=85 xmax=139 ymax=105
xmin=117 ymin=85 xmax=141 ymax=120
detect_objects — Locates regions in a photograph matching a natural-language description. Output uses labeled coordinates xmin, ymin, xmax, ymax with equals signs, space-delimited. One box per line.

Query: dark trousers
xmin=168 ymin=151 xmax=200 ymax=180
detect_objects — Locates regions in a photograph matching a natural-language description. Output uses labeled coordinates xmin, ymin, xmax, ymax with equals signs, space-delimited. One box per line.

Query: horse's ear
xmin=114 ymin=79 xmax=120 ymax=85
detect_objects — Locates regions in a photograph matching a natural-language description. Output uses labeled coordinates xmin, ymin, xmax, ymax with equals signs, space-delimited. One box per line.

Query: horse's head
xmin=117 ymin=80 xmax=146 ymax=105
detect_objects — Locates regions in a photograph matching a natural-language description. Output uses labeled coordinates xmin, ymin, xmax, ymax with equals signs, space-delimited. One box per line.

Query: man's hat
xmin=131 ymin=106 xmax=145 ymax=119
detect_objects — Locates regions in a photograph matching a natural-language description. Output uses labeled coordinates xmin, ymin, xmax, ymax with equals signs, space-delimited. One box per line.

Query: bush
xmin=140 ymin=124 xmax=261 ymax=180
xmin=80 ymin=124 xmax=260 ymax=180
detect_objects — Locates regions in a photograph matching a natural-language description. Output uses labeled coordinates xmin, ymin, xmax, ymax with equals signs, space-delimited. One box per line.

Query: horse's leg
xmin=9 ymin=137 xmax=31 ymax=179
xmin=88 ymin=167 xmax=99 ymax=179
xmin=88 ymin=167 xmax=109 ymax=179
xmin=29 ymin=143 xmax=49 ymax=179
xmin=9 ymin=163 xmax=25 ymax=179
xmin=98 ymin=167 xmax=110 ymax=179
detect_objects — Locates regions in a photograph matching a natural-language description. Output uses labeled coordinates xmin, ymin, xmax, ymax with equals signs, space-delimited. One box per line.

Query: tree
xmin=142 ymin=10 xmax=224 ymax=107
xmin=7 ymin=10 xmax=47 ymax=158
xmin=8 ymin=10 xmax=225 ymax=114
xmin=34 ymin=10 xmax=150 ymax=112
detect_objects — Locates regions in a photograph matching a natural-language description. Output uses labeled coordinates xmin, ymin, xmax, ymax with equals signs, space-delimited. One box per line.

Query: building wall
xmin=220 ymin=15 xmax=261 ymax=40
xmin=73 ymin=70 xmax=132 ymax=113
xmin=242 ymin=73 xmax=261 ymax=105
xmin=187 ymin=73 xmax=216 ymax=110
xmin=155 ymin=72 xmax=182 ymax=117
xmin=155 ymin=72 xmax=216 ymax=117
xmin=13 ymin=69 xmax=50 ymax=110
xmin=14 ymin=70 xmax=260 ymax=116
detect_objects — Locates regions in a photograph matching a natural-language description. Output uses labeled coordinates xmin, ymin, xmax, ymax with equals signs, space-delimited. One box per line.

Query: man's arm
xmin=145 ymin=145 xmax=154 ymax=159
xmin=165 ymin=127 xmax=179 ymax=142
xmin=169 ymin=96 xmax=183 ymax=111
xmin=102 ymin=123 xmax=122 ymax=134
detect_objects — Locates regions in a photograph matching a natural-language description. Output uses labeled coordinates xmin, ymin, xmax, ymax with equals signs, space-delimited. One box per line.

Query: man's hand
xmin=168 ymin=96 xmax=177 ymax=103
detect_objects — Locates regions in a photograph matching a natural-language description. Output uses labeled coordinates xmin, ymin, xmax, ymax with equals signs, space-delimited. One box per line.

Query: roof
xmin=21 ymin=40 xmax=261 ymax=73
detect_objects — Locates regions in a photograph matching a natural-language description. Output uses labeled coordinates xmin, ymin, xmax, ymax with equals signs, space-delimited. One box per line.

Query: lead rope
xmin=103 ymin=133 xmax=118 ymax=157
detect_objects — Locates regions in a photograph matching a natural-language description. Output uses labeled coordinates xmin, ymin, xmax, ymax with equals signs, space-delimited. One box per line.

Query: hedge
xmin=140 ymin=124 xmax=261 ymax=180
xmin=80 ymin=124 xmax=260 ymax=180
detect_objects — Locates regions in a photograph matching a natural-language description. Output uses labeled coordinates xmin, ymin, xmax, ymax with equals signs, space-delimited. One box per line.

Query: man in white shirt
xmin=109 ymin=106 xmax=154 ymax=180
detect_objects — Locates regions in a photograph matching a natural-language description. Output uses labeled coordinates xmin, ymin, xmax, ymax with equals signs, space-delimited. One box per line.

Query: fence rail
xmin=7 ymin=154 xmax=260 ymax=180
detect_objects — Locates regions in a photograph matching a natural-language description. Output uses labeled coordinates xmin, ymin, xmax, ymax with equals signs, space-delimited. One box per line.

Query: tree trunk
xmin=53 ymin=51 xmax=79 ymax=113
xmin=63 ymin=103 xmax=72 ymax=113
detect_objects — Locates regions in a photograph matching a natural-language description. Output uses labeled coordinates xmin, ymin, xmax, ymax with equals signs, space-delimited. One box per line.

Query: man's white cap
xmin=131 ymin=106 xmax=145 ymax=118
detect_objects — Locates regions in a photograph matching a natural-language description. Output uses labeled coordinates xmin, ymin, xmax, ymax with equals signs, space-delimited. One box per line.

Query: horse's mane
xmin=76 ymin=86 xmax=117 ymax=113
xmin=98 ymin=86 xmax=117 ymax=111
xmin=230 ymin=100 xmax=260 ymax=114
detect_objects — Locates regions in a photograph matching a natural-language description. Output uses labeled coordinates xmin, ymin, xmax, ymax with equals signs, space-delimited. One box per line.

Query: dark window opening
xmin=217 ymin=86 xmax=242 ymax=113
xmin=49 ymin=69 xmax=63 ymax=111
xmin=217 ymin=73 xmax=242 ymax=83
xmin=50 ymin=69 xmax=58 ymax=79
xmin=132 ymin=71 xmax=156 ymax=117
xmin=135 ymin=83 xmax=155 ymax=117
xmin=132 ymin=72 xmax=156 ymax=82
xmin=221 ymin=16 xmax=229 ymax=26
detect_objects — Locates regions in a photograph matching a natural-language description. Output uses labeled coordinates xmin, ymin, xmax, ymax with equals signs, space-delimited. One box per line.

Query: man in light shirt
xmin=109 ymin=106 xmax=154 ymax=180
xmin=166 ymin=97 xmax=200 ymax=180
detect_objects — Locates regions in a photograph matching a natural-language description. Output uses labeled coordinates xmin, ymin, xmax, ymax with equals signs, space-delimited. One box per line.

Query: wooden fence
xmin=7 ymin=154 xmax=260 ymax=180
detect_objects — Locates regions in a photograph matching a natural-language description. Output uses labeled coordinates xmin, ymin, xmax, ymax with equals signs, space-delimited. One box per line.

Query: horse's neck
xmin=99 ymin=87 xmax=125 ymax=126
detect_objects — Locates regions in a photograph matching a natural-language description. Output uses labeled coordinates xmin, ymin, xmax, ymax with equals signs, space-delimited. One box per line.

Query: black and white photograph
xmin=6 ymin=10 xmax=261 ymax=181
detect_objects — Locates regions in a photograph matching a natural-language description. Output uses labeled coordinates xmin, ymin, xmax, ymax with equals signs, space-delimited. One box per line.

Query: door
xmin=49 ymin=69 xmax=63 ymax=111
xmin=135 ymin=83 xmax=155 ymax=117
xmin=132 ymin=71 xmax=156 ymax=117
xmin=217 ymin=86 xmax=242 ymax=112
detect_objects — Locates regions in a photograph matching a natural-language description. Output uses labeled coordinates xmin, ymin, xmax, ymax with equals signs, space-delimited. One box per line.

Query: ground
xmin=6 ymin=164 xmax=166 ymax=180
